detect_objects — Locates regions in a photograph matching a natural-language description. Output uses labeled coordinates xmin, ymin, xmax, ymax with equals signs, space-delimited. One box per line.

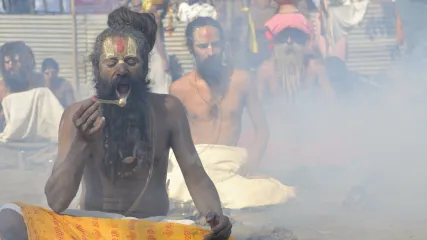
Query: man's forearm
xmin=45 ymin=139 xmax=91 ymax=212
xmin=187 ymin=176 xmax=223 ymax=216
xmin=250 ymin=129 xmax=269 ymax=165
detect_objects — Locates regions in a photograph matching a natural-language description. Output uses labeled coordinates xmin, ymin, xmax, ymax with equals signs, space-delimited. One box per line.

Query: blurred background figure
xmin=41 ymin=58 xmax=75 ymax=108
xmin=177 ymin=0 xmax=217 ymax=22
xmin=0 ymin=41 xmax=43 ymax=95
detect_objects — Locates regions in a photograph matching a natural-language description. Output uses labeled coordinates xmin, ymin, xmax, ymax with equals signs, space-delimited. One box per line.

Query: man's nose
xmin=116 ymin=63 xmax=127 ymax=75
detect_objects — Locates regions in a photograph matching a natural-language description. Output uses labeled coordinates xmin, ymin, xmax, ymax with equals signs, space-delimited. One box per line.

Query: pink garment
xmin=264 ymin=13 xmax=313 ymax=40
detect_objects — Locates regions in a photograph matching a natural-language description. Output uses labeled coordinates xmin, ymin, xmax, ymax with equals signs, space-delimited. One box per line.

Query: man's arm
xmin=312 ymin=59 xmax=335 ymax=99
xmin=44 ymin=103 xmax=92 ymax=213
xmin=152 ymin=6 xmax=169 ymax=73
xmin=167 ymin=96 xmax=223 ymax=216
xmin=244 ymin=72 xmax=269 ymax=172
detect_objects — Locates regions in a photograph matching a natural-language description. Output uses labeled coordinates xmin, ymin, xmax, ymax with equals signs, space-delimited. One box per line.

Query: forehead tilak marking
xmin=102 ymin=37 xmax=115 ymax=58
xmin=127 ymin=37 xmax=138 ymax=56
xmin=194 ymin=27 xmax=218 ymax=43
xmin=116 ymin=36 xmax=125 ymax=54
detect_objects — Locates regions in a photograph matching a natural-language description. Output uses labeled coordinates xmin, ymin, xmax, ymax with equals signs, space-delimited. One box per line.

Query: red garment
xmin=264 ymin=13 xmax=313 ymax=40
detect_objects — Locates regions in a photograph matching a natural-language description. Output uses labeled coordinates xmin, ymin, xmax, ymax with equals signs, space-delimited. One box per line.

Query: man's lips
xmin=116 ymin=83 xmax=131 ymax=98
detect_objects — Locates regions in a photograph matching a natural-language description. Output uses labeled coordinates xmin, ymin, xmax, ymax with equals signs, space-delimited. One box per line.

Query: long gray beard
xmin=273 ymin=44 xmax=306 ymax=103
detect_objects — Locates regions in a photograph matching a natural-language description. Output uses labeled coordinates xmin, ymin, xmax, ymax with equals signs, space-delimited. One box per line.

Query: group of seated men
xmin=0 ymin=2 xmax=354 ymax=238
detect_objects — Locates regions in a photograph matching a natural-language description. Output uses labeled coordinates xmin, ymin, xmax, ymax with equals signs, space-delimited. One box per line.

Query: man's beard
xmin=94 ymin=73 xmax=153 ymax=183
xmin=3 ymin=69 xmax=29 ymax=93
xmin=195 ymin=54 xmax=224 ymax=86
xmin=273 ymin=43 xmax=306 ymax=100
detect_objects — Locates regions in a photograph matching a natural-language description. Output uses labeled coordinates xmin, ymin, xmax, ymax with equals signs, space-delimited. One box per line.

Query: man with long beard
xmin=257 ymin=13 xmax=334 ymax=104
xmin=168 ymin=17 xmax=295 ymax=210
xmin=0 ymin=41 xmax=43 ymax=101
xmin=0 ymin=8 xmax=231 ymax=240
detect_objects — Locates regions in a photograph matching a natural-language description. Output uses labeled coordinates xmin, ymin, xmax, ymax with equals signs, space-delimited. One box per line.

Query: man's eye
xmin=196 ymin=43 xmax=209 ymax=49
xmin=125 ymin=58 xmax=138 ymax=66
xmin=106 ymin=59 xmax=118 ymax=67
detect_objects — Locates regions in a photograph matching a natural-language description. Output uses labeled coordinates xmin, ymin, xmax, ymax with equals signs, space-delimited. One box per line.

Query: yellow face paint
xmin=102 ymin=36 xmax=138 ymax=60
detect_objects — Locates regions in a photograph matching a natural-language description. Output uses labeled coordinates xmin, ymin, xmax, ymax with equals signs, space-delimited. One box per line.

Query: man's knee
xmin=0 ymin=208 xmax=28 ymax=240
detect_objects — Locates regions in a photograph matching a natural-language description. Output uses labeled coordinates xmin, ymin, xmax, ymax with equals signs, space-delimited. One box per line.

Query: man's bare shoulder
xmin=231 ymin=69 xmax=252 ymax=91
xmin=146 ymin=92 xmax=185 ymax=114
xmin=147 ymin=93 xmax=187 ymax=130
xmin=169 ymin=71 xmax=195 ymax=97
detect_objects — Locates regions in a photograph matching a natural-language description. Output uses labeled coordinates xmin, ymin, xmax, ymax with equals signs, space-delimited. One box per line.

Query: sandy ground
xmin=0 ymin=167 xmax=425 ymax=240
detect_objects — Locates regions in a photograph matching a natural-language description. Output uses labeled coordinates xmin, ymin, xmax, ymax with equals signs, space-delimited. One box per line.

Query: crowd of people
xmin=0 ymin=0 xmax=424 ymax=239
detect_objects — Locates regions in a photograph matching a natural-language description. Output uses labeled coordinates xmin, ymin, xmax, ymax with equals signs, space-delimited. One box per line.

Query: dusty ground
xmin=0 ymin=168 xmax=425 ymax=240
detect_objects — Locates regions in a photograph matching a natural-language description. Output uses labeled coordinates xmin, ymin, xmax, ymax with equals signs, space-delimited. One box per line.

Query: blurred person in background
xmin=0 ymin=41 xmax=43 ymax=100
xmin=1 ymin=0 xmax=33 ymax=14
xmin=41 ymin=58 xmax=75 ymax=108
xmin=177 ymin=0 xmax=217 ymax=22
xmin=257 ymin=13 xmax=334 ymax=105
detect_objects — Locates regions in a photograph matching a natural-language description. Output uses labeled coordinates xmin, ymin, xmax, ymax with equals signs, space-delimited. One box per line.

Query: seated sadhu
xmin=257 ymin=12 xmax=334 ymax=104
xmin=0 ymin=7 xmax=231 ymax=240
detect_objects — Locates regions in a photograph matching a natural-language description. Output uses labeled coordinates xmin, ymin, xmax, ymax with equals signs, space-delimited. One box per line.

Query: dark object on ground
xmin=247 ymin=227 xmax=298 ymax=240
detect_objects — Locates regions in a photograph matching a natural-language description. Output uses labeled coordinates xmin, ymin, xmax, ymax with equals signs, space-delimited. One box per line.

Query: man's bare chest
xmin=184 ymin=90 xmax=245 ymax=120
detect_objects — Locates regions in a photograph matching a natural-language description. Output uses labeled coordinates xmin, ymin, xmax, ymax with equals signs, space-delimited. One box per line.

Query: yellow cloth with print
xmin=16 ymin=203 xmax=226 ymax=240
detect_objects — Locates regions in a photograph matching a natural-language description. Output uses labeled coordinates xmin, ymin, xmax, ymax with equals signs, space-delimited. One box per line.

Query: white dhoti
xmin=167 ymin=144 xmax=296 ymax=209
xmin=148 ymin=45 xmax=171 ymax=94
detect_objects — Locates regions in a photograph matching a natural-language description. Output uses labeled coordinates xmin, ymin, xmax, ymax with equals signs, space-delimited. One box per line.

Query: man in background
xmin=41 ymin=58 xmax=75 ymax=108
xmin=257 ymin=13 xmax=334 ymax=104
xmin=169 ymin=17 xmax=295 ymax=210
xmin=0 ymin=41 xmax=43 ymax=101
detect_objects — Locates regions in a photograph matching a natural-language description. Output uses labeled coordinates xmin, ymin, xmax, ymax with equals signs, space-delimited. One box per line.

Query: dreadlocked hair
xmin=107 ymin=7 xmax=157 ymax=51
xmin=0 ymin=41 xmax=35 ymax=74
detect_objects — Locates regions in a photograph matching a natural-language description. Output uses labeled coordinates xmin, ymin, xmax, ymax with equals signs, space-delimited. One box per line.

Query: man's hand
xmin=72 ymin=98 xmax=105 ymax=141
xmin=204 ymin=212 xmax=232 ymax=240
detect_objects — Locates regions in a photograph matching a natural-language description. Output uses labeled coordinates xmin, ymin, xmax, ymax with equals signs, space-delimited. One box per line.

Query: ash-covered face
xmin=95 ymin=35 xmax=152 ymax=182
xmin=96 ymin=35 xmax=147 ymax=102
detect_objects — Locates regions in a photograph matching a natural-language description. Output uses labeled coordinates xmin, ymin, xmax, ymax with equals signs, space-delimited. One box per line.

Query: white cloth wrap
xmin=167 ymin=144 xmax=296 ymax=209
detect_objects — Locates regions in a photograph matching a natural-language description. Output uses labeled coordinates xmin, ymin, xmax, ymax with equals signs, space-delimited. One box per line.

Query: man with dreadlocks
xmin=0 ymin=7 xmax=231 ymax=240
xmin=257 ymin=13 xmax=334 ymax=104
xmin=0 ymin=41 xmax=43 ymax=101
xmin=0 ymin=41 xmax=45 ymax=131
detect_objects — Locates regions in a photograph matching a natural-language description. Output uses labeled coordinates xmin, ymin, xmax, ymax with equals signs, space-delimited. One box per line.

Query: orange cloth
xmin=15 ymin=202 xmax=225 ymax=240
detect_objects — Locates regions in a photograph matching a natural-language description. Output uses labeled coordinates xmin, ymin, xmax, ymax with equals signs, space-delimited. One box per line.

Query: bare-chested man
xmin=170 ymin=16 xmax=269 ymax=175
xmin=166 ymin=17 xmax=295 ymax=210
xmin=41 ymin=58 xmax=76 ymax=108
xmin=258 ymin=13 xmax=334 ymax=104
xmin=0 ymin=8 xmax=231 ymax=240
